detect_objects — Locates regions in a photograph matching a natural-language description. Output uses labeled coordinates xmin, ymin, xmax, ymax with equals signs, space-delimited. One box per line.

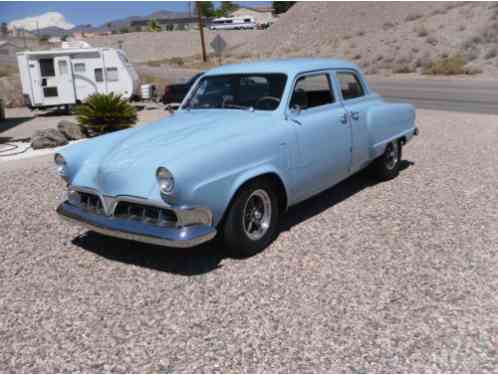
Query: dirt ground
xmin=0 ymin=102 xmax=170 ymax=141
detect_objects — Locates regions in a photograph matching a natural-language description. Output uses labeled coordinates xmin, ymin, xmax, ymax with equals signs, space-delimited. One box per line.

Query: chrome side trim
xmin=57 ymin=202 xmax=217 ymax=248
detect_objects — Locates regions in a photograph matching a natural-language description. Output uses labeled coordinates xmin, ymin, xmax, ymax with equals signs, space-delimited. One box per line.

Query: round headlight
xmin=54 ymin=153 xmax=66 ymax=177
xmin=156 ymin=167 xmax=175 ymax=195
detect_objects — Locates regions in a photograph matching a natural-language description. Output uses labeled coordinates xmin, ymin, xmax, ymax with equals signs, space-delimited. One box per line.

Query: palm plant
xmin=75 ymin=93 xmax=137 ymax=136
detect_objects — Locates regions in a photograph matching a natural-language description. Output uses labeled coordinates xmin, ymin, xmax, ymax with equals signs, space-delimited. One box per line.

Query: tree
xmin=272 ymin=1 xmax=296 ymax=15
xmin=219 ymin=1 xmax=239 ymax=17
xmin=119 ymin=27 xmax=129 ymax=34
xmin=197 ymin=1 xmax=216 ymax=18
xmin=1 ymin=22 xmax=8 ymax=36
xmin=148 ymin=19 xmax=161 ymax=32
xmin=61 ymin=34 xmax=69 ymax=41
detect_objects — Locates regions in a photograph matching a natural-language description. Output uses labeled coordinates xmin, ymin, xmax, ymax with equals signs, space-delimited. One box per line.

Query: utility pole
xmin=196 ymin=2 xmax=207 ymax=62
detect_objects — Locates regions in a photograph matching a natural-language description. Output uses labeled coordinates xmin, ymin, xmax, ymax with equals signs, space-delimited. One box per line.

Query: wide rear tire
xmin=370 ymin=140 xmax=402 ymax=180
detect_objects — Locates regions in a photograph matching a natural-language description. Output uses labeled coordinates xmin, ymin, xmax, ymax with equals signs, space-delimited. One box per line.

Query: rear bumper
xmin=57 ymin=202 xmax=217 ymax=248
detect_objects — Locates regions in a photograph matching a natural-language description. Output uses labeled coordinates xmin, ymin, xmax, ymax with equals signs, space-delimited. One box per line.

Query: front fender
xmin=190 ymin=162 xmax=290 ymax=227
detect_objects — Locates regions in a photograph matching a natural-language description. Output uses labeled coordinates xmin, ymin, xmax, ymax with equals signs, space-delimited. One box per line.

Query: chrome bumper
xmin=57 ymin=202 xmax=217 ymax=248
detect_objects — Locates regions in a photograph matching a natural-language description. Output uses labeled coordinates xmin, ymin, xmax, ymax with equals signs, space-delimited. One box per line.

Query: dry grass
xmin=0 ymin=64 xmax=18 ymax=78
xmin=422 ymin=55 xmax=466 ymax=75
xmin=415 ymin=24 xmax=429 ymax=37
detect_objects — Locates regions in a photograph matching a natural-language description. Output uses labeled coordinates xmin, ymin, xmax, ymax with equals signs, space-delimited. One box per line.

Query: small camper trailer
xmin=17 ymin=47 xmax=140 ymax=110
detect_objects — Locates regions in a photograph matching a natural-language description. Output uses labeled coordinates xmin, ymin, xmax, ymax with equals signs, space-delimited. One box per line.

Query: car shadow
xmin=72 ymin=160 xmax=414 ymax=276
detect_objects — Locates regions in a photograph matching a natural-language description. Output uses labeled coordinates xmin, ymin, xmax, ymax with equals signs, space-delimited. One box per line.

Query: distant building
xmin=0 ymin=40 xmax=21 ymax=63
xmin=131 ymin=17 xmax=208 ymax=31
xmin=48 ymin=36 xmax=61 ymax=44
xmin=230 ymin=6 xmax=274 ymax=26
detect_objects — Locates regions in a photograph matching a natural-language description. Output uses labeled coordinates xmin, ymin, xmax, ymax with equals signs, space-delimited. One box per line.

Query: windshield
xmin=184 ymin=73 xmax=287 ymax=111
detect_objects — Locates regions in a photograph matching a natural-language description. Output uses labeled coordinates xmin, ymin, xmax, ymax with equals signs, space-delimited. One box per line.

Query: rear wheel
xmin=370 ymin=140 xmax=402 ymax=180
xmin=222 ymin=179 xmax=279 ymax=258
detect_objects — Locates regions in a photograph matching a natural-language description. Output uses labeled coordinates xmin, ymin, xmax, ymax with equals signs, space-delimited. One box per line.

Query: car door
xmin=287 ymin=71 xmax=351 ymax=199
xmin=334 ymin=70 xmax=371 ymax=173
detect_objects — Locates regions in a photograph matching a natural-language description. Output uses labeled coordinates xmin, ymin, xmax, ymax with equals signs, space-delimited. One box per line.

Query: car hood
xmin=73 ymin=109 xmax=272 ymax=198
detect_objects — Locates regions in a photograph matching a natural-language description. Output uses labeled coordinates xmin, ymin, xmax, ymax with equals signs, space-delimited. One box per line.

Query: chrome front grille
xmin=114 ymin=201 xmax=177 ymax=227
xmin=76 ymin=191 xmax=104 ymax=214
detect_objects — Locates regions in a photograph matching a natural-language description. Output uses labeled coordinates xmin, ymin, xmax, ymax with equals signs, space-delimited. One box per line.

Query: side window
xmin=290 ymin=73 xmax=333 ymax=111
xmin=106 ymin=67 xmax=119 ymax=82
xmin=94 ymin=68 xmax=103 ymax=82
xmin=58 ymin=60 xmax=68 ymax=75
xmin=336 ymin=72 xmax=365 ymax=100
xmin=74 ymin=63 xmax=85 ymax=73
xmin=39 ymin=58 xmax=55 ymax=77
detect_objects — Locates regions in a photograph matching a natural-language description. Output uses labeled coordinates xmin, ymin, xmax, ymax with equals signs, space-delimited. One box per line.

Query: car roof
xmin=204 ymin=58 xmax=359 ymax=77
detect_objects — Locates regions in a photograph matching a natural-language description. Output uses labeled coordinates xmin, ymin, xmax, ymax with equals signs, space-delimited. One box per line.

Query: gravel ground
xmin=0 ymin=109 xmax=497 ymax=372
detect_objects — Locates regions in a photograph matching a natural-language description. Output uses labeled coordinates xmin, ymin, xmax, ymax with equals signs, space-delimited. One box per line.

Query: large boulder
xmin=57 ymin=120 xmax=85 ymax=140
xmin=31 ymin=129 xmax=68 ymax=150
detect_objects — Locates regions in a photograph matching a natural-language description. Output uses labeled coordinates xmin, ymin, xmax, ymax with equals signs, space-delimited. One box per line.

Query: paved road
xmin=369 ymin=78 xmax=498 ymax=115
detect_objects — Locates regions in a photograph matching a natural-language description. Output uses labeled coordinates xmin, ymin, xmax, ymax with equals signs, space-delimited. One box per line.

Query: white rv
xmin=209 ymin=16 xmax=256 ymax=30
xmin=17 ymin=47 xmax=140 ymax=109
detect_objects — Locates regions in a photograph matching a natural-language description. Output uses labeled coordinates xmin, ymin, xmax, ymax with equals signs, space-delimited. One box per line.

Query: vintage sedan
xmin=56 ymin=58 xmax=418 ymax=257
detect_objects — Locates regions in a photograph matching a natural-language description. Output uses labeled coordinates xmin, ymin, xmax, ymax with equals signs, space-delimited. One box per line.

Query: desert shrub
xmin=485 ymin=47 xmax=497 ymax=59
xmin=405 ymin=13 xmax=423 ymax=22
xmin=463 ymin=65 xmax=483 ymax=75
xmin=0 ymin=64 xmax=17 ymax=78
xmin=422 ymin=55 xmax=466 ymax=75
xmin=463 ymin=46 xmax=480 ymax=62
xmin=426 ymin=36 xmax=438 ymax=46
xmin=481 ymin=22 xmax=497 ymax=43
xmin=415 ymin=51 xmax=432 ymax=68
xmin=392 ymin=63 xmax=416 ymax=73
xmin=169 ymin=57 xmax=184 ymax=66
xmin=415 ymin=24 xmax=429 ymax=37
xmin=75 ymin=93 xmax=137 ymax=136
xmin=382 ymin=22 xmax=395 ymax=30
xmin=146 ymin=60 xmax=161 ymax=67
xmin=356 ymin=30 xmax=365 ymax=36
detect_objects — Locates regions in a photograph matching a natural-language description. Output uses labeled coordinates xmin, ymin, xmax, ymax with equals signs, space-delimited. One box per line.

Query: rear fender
xmin=366 ymin=103 xmax=416 ymax=159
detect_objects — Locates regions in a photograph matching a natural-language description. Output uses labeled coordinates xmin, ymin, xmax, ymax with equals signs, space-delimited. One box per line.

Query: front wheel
xmin=221 ymin=179 xmax=280 ymax=258
xmin=370 ymin=140 xmax=402 ymax=180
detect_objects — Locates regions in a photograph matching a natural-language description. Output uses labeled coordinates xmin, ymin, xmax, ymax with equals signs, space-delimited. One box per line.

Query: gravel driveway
xmin=1 ymin=110 xmax=497 ymax=372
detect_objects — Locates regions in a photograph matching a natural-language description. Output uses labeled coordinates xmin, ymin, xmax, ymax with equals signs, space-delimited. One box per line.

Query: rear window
xmin=336 ymin=72 xmax=365 ymax=100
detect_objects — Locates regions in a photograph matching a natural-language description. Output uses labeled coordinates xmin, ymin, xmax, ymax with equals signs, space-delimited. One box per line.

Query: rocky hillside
xmin=235 ymin=1 xmax=498 ymax=76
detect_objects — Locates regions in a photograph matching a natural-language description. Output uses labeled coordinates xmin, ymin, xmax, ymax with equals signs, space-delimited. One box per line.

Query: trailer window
xmin=94 ymin=68 xmax=103 ymax=82
xmin=74 ymin=63 xmax=86 ymax=73
xmin=39 ymin=58 xmax=55 ymax=77
xmin=106 ymin=67 xmax=119 ymax=82
xmin=58 ymin=60 xmax=68 ymax=75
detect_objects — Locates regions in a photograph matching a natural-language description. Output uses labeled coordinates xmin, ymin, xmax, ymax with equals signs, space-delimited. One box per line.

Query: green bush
xmin=75 ymin=93 xmax=137 ymax=136
xmin=422 ymin=55 xmax=466 ymax=75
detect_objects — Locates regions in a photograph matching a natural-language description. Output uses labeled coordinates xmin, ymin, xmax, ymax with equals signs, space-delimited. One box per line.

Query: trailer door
xmin=53 ymin=56 xmax=76 ymax=105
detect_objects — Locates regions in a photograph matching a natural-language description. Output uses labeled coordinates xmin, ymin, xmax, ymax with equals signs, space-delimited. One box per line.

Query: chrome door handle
xmin=351 ymin=111 xmax=360 ymax=121
xmin=339 ymin=112 xmax=348 ymax=124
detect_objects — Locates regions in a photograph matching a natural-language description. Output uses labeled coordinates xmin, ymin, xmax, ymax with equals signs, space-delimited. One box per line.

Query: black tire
xmin=221 ymin=179 xmax=280 ymax=258
xmin=370 ymin=140 xmax=402 ymax=180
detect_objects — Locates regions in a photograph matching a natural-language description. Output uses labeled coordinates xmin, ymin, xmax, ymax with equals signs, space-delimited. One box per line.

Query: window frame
xmin=334 ymin=70 xmax=366 ymax=102
xmin=105 ymin=67 xmax=119 ymax=82
xmin=94 ymin=68 xmax=104 ymax=82
xmin=287 ymin=71 xmax=335 ymax=112
xmin=73 ymin=62 xmax=86 ymax=73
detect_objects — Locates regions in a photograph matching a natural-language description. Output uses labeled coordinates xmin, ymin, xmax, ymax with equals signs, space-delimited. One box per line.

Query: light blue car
xmin=56 ymin=58 xmax=418 ymax=257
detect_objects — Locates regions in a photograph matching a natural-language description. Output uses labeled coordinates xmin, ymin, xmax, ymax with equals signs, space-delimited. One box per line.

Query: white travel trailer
xmin=17 ymin=47 xmax=140 ymax=109
xmin=209 ymin=16 xmax=256 ymax=30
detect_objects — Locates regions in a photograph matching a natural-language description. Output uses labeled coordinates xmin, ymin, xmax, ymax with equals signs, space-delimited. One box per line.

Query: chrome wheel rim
xmin=243 ymin=189 xmax=272 ymax=241
xmin=385 ymin=142 xmax=399 ymax=170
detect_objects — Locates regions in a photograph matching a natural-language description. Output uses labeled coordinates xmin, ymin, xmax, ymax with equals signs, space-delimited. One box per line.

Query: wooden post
xmin=197 ymin=2 xmax=208 ymax=63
